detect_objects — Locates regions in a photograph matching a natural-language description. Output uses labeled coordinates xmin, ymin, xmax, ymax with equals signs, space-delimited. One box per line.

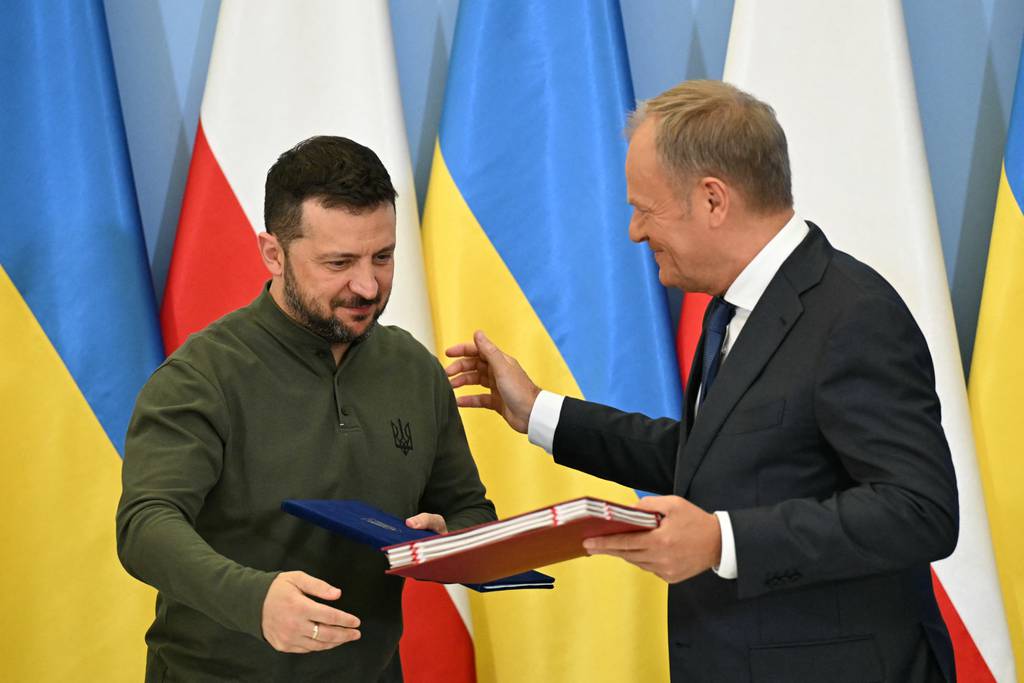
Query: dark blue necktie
xmin=699 ymin=296 xmax=736 ymax=406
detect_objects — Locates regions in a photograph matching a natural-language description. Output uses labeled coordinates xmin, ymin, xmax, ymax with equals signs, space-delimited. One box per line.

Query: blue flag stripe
xmin=439 ymin=0 xmax=680 ymax=419
xmin=0 ymin=0 xmax=164 ymax=455
xmin=1006 ymin=41 xmax=1024 ymax=204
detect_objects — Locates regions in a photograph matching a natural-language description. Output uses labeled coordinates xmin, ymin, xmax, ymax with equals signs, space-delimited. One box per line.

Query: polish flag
xmin=721 ymin=1 xmax=1015 ymax=680
xmin=161 ymin=2 xmax=474 ymax=680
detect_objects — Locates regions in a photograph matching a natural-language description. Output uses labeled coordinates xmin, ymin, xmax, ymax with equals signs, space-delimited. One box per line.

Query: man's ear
xmin=258 ymin=231 xmax=285 ymax=276
xmin=701 ymin=177 xmax=730 ymax=227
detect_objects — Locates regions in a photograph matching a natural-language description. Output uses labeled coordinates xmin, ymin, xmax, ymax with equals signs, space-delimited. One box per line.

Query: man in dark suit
xmin=445 ymin=80 xmax=959 ymax=682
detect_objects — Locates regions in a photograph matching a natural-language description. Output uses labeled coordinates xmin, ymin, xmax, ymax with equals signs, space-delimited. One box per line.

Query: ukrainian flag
xmin=970 ymin=43 xmax=1024 ymax=674
xmin=423 ymin=2 xmax=680 ymax=680
xmin=0 ymin=2 xmax=164 ymax=678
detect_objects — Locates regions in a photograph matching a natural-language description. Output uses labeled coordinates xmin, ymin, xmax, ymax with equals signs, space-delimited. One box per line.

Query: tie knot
xmin=707 ymin=297 xmax=736 ymax=335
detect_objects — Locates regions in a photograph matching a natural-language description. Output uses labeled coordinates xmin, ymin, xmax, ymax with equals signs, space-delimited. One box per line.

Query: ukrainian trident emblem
xmin=391 ymin=419 xmax=413 ymax=455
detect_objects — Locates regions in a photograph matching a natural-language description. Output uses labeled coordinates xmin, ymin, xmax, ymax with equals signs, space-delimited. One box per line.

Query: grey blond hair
xmin=628 ymin=80 xmax=793 ymax=213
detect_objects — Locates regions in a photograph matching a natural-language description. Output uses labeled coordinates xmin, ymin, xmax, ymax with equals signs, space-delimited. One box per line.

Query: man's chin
xmin=334 ymin=313 xmax=378 ymax=339
xmin=335 ymin=311 xmax=373 ymax=329
xmin=657 ymin=268 xmax=680 ymax=289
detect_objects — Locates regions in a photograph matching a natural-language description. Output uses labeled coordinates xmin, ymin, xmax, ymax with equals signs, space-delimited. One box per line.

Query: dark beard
xmin=283 ymin=260 xmax=387 ymax=345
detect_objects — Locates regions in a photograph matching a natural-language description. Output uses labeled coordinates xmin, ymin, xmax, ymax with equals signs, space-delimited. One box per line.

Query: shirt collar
xmin=724 ymin=213 xmax=810 ymax=312
xmin=253 ymin=281 xmax=335 ymax=356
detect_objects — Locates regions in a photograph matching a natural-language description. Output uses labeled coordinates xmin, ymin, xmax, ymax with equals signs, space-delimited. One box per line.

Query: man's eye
xmin=375 ymin=253 xmax=394 ymax=264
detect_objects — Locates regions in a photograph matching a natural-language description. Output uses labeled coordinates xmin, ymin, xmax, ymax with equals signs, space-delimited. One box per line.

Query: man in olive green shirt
xmin=116 ymin=136 xmax=496 ymax=681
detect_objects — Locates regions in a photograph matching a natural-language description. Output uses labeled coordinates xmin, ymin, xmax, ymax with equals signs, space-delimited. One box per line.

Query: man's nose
xmin=348 ymin=264 xmax=379 ymax=299
xmin=628 ymin=212 xmax=646 ymax=244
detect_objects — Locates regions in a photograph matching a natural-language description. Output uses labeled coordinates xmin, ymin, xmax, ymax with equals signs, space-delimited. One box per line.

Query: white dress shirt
xmin=527 ymin=213 xmax=810 ymax=580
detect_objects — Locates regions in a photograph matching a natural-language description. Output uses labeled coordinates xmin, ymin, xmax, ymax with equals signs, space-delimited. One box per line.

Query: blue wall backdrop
xmin=102 ymin=0 xmax=1024 ymax=376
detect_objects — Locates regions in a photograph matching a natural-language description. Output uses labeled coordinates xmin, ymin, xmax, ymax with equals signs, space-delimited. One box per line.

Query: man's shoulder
xmin=789 ymin=225 xmax=902 ymax=305
xmin=823 ymin=249 xmax=907 ymax=309
xmin=369 ymin=324 xmax=438 ymax=365
xmin=165 ymin=301 xmax=261 ymax=372
xmin=799 ymin=242 xmax=923 ymax=345
xmin=781 ymin=227 xmax=919 ymax=339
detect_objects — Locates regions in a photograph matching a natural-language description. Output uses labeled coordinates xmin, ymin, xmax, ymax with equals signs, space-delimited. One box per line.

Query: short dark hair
xmin=264 ymin=136 xmax=397 ymax=252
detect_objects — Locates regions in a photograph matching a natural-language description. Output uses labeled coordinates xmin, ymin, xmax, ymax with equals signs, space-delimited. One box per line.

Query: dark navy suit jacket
xmin=553 ymin=225 xmax=958 ymax=682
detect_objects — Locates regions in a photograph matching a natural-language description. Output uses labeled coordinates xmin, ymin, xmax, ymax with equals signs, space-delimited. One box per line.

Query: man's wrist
xmin=712 ymin=511 xmax=738 ymax=579
xmin=708 ymin=512 xmax=723 ymax=570
xmin=527 ymin=391 xmax=564 ymax=452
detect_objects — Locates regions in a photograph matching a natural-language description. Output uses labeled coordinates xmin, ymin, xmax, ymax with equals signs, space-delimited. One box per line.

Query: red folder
xmin=384 ymin=497 xmax=659 ymax=584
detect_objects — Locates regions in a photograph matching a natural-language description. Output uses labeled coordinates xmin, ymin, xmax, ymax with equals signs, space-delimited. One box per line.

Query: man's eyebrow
xmin=317 ymin=243 xmax=396 ymax=259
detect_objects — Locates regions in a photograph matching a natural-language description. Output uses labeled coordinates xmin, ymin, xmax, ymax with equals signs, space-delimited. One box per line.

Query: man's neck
xmin=268 ymin=278 xmax=352 ymax=365
xmin=713 ymin=208 xmax=795 ymax=295
xmin=330 ymin=344 xmax=347 ymax=366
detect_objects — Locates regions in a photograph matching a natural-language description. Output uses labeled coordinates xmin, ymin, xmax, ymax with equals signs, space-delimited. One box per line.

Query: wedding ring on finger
xmin=312 ymin=622 xmax=320 ymax=641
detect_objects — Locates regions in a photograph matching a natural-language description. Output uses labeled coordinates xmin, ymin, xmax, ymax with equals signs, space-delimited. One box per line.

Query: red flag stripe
xmin=160 ymin=121 xmax=266 ymax=354
xmin=676 ymin=292 xmax=710 ymax=389
xmin=400 ymin=581 xmax=476 ymax=681
xmin=933 ymin=570 xmax=996 ymax=681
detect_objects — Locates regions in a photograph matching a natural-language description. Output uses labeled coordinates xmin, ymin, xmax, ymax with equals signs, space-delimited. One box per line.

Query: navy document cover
xmin=282 ymin=499 xmax=555 ymax=592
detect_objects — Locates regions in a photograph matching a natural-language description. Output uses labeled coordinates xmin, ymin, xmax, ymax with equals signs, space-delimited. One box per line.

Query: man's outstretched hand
xmin=261 ymin=571 xmax=360 ymax=654
xmin=445 ymin=331 xmax=541 ymax=433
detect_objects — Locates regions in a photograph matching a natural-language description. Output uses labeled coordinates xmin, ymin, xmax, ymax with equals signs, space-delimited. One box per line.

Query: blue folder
xmin=282 ymin=499 xmax=555 ymax=592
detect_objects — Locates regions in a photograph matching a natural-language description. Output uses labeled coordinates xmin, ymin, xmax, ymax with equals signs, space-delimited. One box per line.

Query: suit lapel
xmin=675 ymin=225 xmax=832 ymax=496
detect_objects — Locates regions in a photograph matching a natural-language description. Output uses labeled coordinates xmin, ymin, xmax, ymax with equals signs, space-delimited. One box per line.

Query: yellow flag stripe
xmin=969 ymin=165 xmax=1024 ymax=675
xmin=0 ymin=266 xmax=153 ymax=681
xmin=423 ymin=144 xmax=669 ymax=682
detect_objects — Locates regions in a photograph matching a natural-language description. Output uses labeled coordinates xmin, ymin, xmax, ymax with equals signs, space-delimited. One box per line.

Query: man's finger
xmin=456 ymin=394 xmax=495 ymax=409
xmin=308 ymin=603 xmax=361 ymax=629
xmin=633 ymin=495 xmax=678 ymax=515
xmin=306 ymin=623 xmax=362 ymax=648
xmin=449 ymin=371 xmax=483 ymax=389
xmin=473 ymin=331 xmax=507 ymax=366
xmin=444 ymin=342 xmax=479 ymax=358
xmin=444 ymin=357 xmax=479 ymax=376
xmin=585 ymin=546 xmax=654 ymax=563
xmin=406 ymin=512 xmax=447 ymax=534
xmin=584 ymin=531 xmax=651 ymax=553
xmin=290 ymin=572 xmax=342 ymax=601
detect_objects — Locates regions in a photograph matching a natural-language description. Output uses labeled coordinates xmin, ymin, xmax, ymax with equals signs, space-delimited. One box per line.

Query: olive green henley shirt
xmin=116 ymin=286 xmax=496 ymax=682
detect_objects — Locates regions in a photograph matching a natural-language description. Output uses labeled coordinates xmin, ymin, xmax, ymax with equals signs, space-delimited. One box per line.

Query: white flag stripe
xmin=444 ymin=584 xmax=473 ymax=632
xmin=724 ymin=1 xmax=1014 ymax=679
xmin=201 ymin=0 xmax=434 ymax=347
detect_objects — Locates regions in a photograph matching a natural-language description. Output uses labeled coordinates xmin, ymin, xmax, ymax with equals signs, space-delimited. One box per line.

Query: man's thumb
xmin=474 ymin=330 xmax=500 ymax=360
xmin=292 ymin=572 xmax=342 ymax=600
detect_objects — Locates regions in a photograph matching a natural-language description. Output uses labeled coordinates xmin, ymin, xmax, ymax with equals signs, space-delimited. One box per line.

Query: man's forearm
xmin=117 ymin=501 xmax=276 ymax=638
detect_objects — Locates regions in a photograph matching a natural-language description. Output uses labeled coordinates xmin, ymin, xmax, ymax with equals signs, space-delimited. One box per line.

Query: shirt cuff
xmin=527 ymin=390 xmax=565 ymax=453
xmin=712 ymin=510 xmax=738 ymax=579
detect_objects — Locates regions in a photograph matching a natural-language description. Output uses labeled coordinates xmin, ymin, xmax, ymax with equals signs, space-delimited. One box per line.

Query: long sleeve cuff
xmin=713 ymin=510 xmax=738 ymax=579
xmin=527 ymin=390 xmax=565 ymax=453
